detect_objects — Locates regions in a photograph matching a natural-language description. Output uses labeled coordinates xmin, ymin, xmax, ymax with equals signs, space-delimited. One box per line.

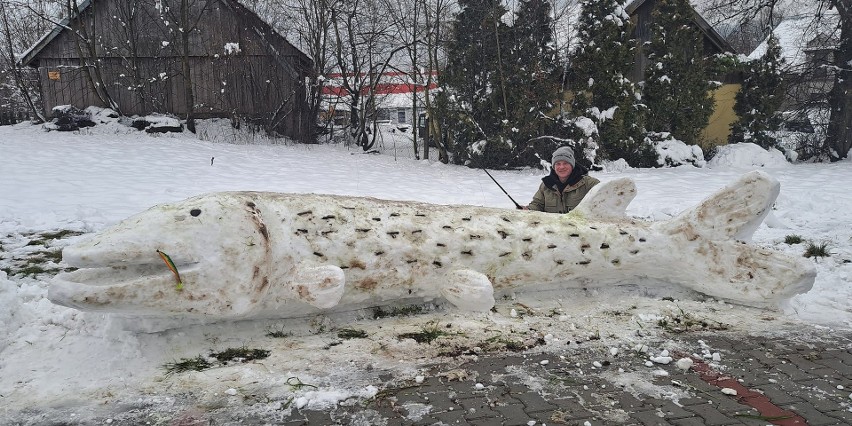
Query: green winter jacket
xmin=528 ymin=169 xmax=600 ymax=214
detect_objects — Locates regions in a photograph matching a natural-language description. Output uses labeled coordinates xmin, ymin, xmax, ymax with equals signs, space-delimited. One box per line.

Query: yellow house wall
xmin=700 ymin=83 xmax=740 ymax=151
xmin=555 ymin=84 xmax=741 ymax=153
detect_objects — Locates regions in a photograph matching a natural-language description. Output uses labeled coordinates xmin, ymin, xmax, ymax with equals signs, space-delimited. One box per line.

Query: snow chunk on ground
xmin=649 ymin=133 xmax=705 ymax=167
xmin=708 ymin=143 xmax=789 ymax=168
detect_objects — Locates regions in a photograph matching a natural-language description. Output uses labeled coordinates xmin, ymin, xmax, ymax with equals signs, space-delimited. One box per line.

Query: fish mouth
xmin=49 ymin=260 xmax=201 ymax=313
xmin=56 ymin=261 xmax=201 ymax=286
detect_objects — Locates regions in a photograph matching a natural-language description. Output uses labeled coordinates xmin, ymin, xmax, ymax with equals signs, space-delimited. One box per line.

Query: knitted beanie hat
xmin=551 ymin=146 xmax=575 ymax=167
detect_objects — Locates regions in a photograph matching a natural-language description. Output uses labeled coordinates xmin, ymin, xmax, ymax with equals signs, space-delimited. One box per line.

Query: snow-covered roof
xmin=748 ymin=12 xmax=840 ymax=68
xmin=17 ymin=0 xmax=93 ymax=66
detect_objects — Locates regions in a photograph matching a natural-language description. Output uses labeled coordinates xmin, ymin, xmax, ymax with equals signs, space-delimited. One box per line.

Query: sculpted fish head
xmin=50 ymin=192 xmax=273 ymax=317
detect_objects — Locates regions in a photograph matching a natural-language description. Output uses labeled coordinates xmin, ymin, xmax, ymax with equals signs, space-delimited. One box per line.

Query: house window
xmin=398 ymin=110 xmax=406 ymax=124
xmin=376 ymin=108 xmax=390 ymax=121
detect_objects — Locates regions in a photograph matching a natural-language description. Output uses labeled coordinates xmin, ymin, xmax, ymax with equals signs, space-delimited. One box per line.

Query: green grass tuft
xmin=337 ymin=328 xmax=368 ymax=339
xmin=40 ymin=230 xmax=84 ymax=240
xmin=161 ymin=347 xmax=271 ymax=376
xmin=784 ymin=234 xmax=803 ymax=244
xmin=37 ymin=249 xmax=63 ymax=263
xmin=265 ymin=327 xmax=292 ymax=338
xmin=163 ymin=356 xmax=212 ymax=375
xmin=373 ymin=304 xmax=424 ymax=319
xmin=17 ymin=264 xmax=50 ymax=277
xmin=804 ymin=241 xmax=831 ymax=258
xmin=1 ymin=230 xmax=79 ymax=277
xmin=211 ymin=347 xmax=270 ymax=363
xmin=397 ymin=322 xmax=447 ymax=344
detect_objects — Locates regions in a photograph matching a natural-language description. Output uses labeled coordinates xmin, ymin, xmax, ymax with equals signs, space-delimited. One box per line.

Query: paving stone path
xmin=5 ymin=328 xmax=851 ymax=425
xmin=269 ymin=331 xmax=852 ymax=426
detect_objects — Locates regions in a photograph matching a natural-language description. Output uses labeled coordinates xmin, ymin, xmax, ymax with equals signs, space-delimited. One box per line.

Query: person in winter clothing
xmin=525 ymin=146 xmax=600 ymax=213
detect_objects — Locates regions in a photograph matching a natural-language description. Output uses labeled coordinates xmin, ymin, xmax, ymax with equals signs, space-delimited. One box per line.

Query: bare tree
xmin=8 ymin=0 xmax=124 ymax=116
xmin=0 ymin=0 xmax=50 ymax=121
xmin=98 ymin=1 xmax=165 ymax=113
xmin=331 ymin=0 xmax=408 ymax=151
xmin=296 ymin=0 xmax=339 ymax=140
xmin=420 ymin=0 xmax=454 ymax=162
xmin=702 ymin=0 xmax=851 ymax=160
xmin=382 ymin=0 xmax=456 ymax=163
xmin=157 ymin=0 xmax=214 ymax=133
xmin=826 ymin=0 xmax=850 ymax=160
xmin=383 ymin=0 xmax=430 ymax=159
xmin=258 ymin=0 xmax=340 ymax=141
xmin=702 ymin=4 xmax=778 ymax=53
xmin=63 ymin=0 xmax=121 ymax=113
xmin=550 ymin=0 xmax=581 ymax=116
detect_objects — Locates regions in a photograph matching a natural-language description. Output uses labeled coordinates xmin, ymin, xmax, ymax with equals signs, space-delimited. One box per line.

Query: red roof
xmin=321 ymin=72 xmax=438 ymax=97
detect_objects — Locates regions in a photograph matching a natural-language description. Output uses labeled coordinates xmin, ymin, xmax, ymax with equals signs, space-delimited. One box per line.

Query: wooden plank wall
xmin=32 ymin=0 xmax=313 ymax=140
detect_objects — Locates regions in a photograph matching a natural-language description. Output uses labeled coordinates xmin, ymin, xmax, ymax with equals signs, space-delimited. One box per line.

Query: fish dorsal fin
xmin=572 ymin=177 xmax=637 ymax=220
xmin=663 ymin=170 xmax=780 ymax=241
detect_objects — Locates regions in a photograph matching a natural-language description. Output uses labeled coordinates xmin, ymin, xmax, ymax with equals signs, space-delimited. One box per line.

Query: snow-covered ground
xmin=1 ymin=121 xmax=850 ymax=423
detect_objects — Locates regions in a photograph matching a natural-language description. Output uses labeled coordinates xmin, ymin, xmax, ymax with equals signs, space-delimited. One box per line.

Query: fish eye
xmin=190 ymin=209 xmax=202 ymax=217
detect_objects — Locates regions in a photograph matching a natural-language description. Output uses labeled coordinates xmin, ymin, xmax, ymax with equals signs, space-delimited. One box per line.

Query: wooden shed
xmin=19 ymin=0 xmax=315 ymax=141
xmin=626 ymin=0 xmax=736 ymax=82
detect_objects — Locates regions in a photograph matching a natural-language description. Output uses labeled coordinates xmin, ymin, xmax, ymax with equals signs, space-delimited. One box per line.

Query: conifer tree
xmin=643 ymin=0 xmax=714 ymax=146
xmin=729 ymin=34 xmax=785 ymax=149
xmin=569 ymin=0 xmax=653 ymax=166
xmin=440 ymin=0 xmax=573 ymax=169
xmin=441 ymin=0 xmax=511 ymax=167
xmin=505 ymin=0 xmax=567 ymax=167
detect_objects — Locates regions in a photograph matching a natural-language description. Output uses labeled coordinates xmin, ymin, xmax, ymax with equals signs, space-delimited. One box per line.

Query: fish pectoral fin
xmin=440 ymin=269 xmax=495 ymax=312
xmin=291 ymin=264 xmax=346 ymax=309
xmin=572 ymin=177 xmax=636 ymax=220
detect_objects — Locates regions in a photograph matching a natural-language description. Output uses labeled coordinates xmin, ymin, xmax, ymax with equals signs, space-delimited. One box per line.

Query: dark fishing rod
xmin=483 ymin=168 xmax=523 ymax=209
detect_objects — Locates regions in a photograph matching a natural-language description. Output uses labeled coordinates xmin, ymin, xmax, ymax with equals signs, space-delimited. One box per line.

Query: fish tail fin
xmin=662 ymin=170 xmax=780 ymax=241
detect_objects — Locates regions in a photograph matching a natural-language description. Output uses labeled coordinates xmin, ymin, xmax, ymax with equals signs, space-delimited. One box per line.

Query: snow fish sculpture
xmin=50 ymin=171 xmax=815 ymax=320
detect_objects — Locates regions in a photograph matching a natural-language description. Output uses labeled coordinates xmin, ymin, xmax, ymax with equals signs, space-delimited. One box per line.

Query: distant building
xmin=19 ymin=0 xmax=315 ymax=141
xmin=626 ymin=0 xmax=741 ymax=148
xmin=749 ymin=12 xmax=840 ymax=111
xmin=321 ymin=71 xmax=437 ymax=129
